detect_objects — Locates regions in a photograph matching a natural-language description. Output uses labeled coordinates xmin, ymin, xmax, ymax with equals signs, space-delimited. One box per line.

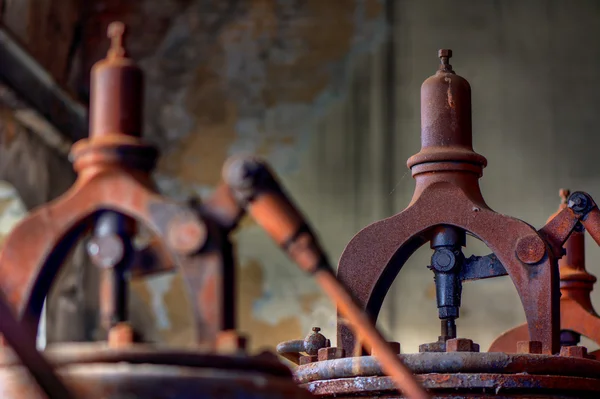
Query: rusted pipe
xmin=276 ymin=340 xmax=304 ymax=364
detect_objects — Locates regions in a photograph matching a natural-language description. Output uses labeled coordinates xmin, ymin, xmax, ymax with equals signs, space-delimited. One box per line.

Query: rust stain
xmin=238 ymin=259 xmax=302 ymax=352
xmin=299 ymin=292 xmax=321 ymax=314
xmin=445 ymin=77 xmax=455 ymax=108
xmin=158 ymin=101 xmax=238 ymax=187
xmin=425 ymin=281 xmax=436 ymax=300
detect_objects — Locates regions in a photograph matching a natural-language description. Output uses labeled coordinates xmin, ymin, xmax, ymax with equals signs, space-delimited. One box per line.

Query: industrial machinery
xmin=281 ymin=50 xmax=600 ymax=398
xmin=489 ymin=189 xmax=600 ymax=357
xmin=0 ymin=22 xmax=428 ymax=399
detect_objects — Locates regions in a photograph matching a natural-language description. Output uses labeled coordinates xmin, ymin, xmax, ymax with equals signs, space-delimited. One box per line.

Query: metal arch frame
xmin=337 ymin=178 xmax=562 ymax=355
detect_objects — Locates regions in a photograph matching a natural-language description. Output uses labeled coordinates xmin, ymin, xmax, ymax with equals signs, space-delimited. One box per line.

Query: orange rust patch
xmin=445 ymin=77 xmax=455 ymax=109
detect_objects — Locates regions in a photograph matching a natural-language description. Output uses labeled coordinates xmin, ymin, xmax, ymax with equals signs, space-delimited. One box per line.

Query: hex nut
xmin=517 ymin=340 xmax=543 ymax=354
xmin=318 ymin=347 xmax=345 ymax=361
xmin=446 ymin=338 xmax=478 ymax=353
xmin=419 ymin=336 xmax=448 ymax=353
xmin=560 ymin=345 xmax=588 ymax=358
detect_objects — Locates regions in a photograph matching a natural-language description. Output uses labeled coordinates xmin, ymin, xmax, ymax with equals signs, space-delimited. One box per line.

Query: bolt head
xmin=517 ymin=340 xmax=543 ymax=354
xmin=516 ymin=234 xmax=546 ymax=265
xmin=419 ymin=340 xmax=446 ymax=353
xmin=560 ymin=345 xmax=588 ymax=358
xmin=438 ymin=49 xmax=452 ymax=58
xmin=446 ymin=338 xmax=478 ymax=352
xmin=432 ymin=248 xmax=456 ymax=272
xmin=568 ymin=192 xmax=590 ymax=213
xmin=317 ymin=347 xmax=345 ymax=361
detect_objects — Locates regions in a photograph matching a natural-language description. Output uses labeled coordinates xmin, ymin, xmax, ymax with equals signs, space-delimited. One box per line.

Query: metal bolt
xmin=438 ymin=49 xmax=452 ymax=59
xmin=517 ymin=340 xmax=542 ymax=354
xmin=446 ymin=338 xmax=479 ymax=353
xmin=318 ymin=347 xmax=346 ymax=361
xmin=431 ymin=248 xmax=456 ymax=272
xmin=568 ymin=192 xmax=590 ymax=214
xmin=438 ymin=49 xmax=453 ymax=71
xmin=560 ymin=345 xmax=588 ymax=358
xmin=419 ymin=336 xmax=448 ymax=353
xmin=516 ymin=234 xmax=546 ymax=265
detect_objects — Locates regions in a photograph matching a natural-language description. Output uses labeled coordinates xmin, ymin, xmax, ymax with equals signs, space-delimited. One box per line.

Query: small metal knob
xmin=304 ymin=327 xmax=329 ymax=356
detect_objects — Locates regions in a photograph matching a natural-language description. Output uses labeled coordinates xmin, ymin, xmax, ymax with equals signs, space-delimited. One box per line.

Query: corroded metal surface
xmin=305 ymin=374 xmax=600 ymax=398
xmin=296 ymin=353 xmax=600 ymax=398
xmin=0 ymin=344 xmax=313 ymax=399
